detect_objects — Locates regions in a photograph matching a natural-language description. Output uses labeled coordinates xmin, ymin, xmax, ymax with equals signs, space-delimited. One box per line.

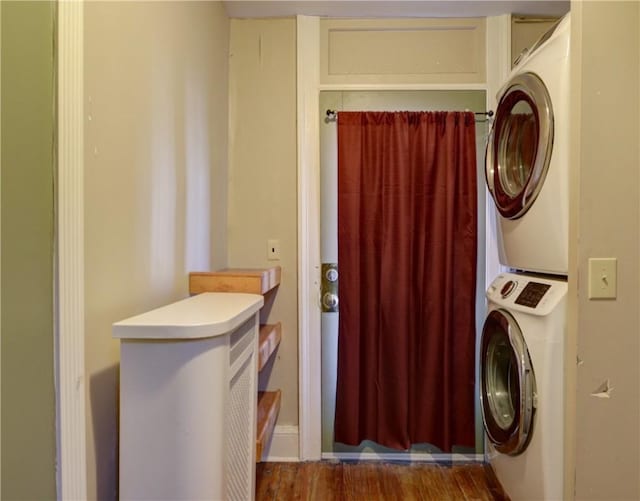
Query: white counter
xmin=113 ymin=292 xmax=263 ymax=339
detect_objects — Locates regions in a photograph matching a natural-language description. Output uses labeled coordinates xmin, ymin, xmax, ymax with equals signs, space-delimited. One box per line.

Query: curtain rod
xmin=325 ymin=109 xmax=494 ymax=121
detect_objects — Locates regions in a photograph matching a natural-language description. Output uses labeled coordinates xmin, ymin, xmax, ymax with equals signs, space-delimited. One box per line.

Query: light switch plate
xmin=588 ymin=258 xmax=617 ymax=299
xmin=267 ymin=239 xmax=280 ymax=260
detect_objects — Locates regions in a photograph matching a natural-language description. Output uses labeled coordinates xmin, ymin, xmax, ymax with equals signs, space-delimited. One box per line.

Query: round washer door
xmin=480 ymin=309 xmax=536 ymax=456
xmin=486 ymin=72 xmax=553 ymax=219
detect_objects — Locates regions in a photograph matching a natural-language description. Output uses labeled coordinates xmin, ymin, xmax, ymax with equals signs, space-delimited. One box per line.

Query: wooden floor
xmin=256 ymin=461 xmax=509 ymax=500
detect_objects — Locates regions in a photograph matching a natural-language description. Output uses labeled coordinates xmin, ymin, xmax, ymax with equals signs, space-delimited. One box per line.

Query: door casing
xmin=296 ymin=15 xmax=512 ymax=460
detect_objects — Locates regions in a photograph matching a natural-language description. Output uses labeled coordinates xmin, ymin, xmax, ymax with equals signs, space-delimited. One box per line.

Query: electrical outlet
xmin=588 ymin=258 xmax=617 ymax=299
xmin=267 ymin=239 xmax=280 ymax=260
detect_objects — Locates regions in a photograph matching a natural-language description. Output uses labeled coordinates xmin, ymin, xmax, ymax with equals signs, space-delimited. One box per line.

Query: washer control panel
xmin=486 ymin=272 xmax=567 ymax=316
xmin=514 ymin=281 xmax=552 ymax=308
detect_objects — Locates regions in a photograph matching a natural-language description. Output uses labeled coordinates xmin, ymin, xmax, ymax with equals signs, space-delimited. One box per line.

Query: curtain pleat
xmin=334 ymin=111 xmax=477 ymax=451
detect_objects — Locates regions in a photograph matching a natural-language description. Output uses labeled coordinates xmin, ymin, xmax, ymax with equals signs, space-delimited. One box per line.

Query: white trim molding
xmin=296 ymin=14 xmax=322 ymax=461
xmin=56 ymin=0 xmax=87 ymax=498
xmin=486 ymin=14 xmax=512 ymax=106
xmin=484 ymin=15 xmax=511 ymax=289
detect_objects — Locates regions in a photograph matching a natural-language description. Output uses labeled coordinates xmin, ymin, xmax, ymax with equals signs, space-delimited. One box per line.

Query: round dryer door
xmin=486 ymin=72 xmax=553 ymax=219
xmin=480 ymin=309 xmax=536 ymax=456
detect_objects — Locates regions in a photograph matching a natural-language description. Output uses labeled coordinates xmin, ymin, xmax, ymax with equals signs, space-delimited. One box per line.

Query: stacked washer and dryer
xmin=481 ymin=14 xmax=570 ymax=501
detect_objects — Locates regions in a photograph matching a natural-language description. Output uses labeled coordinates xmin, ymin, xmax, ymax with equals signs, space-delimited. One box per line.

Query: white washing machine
xmin=486 ymin=14 xmax=570 ymax=275
xmin=480 ymin=272 xmax=567 ymax=500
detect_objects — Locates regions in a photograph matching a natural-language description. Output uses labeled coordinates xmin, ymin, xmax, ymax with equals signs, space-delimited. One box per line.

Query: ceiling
xmin=223 ymin=1 xmax=570 ymax=19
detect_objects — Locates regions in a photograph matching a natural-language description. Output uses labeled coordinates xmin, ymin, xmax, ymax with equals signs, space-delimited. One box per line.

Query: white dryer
xmin=486 ymin=15 xmax=570 ymax=275
xmin=480 ymin=272 xmax=567 ymax=501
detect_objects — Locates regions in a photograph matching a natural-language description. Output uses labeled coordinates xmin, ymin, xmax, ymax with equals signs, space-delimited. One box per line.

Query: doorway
xmin=319 ymin=90 xmax=488 ymax=458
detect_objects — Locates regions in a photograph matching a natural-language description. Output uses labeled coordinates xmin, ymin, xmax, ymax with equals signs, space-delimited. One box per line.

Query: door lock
xmin=321 ymin=263 xmax=339 ymax=312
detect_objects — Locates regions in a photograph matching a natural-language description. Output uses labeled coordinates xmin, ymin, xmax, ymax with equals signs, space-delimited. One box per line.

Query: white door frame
xmin=296 ymin=15 xmax=323 ymax=461
xmin=56 ymin=0 xmax=88 ymax=498
xmin=296 ymin=15 xmax=510 ymax=460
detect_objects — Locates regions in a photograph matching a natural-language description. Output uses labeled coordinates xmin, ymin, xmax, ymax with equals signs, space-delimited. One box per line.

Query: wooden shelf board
xmin=258 ymin=323 xmax=282 ymax=372
xmin=189 ymin=266 xmax=281 ymax=295
xmin=256 ymin=390 xmax=282 ymax=462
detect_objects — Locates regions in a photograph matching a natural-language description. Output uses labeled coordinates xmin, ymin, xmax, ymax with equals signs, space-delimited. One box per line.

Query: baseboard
xmin=262 ymin=425 xmax=300 ymax=462
xmin=321 ymin=452 xmax=485 ymax=462
xmin=260 ymin=426 xmax=484 ymax=464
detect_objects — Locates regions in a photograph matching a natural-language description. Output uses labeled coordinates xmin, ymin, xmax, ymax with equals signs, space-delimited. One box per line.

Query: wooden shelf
xmin=189 ymin=266 xmax=281 ymax=295
xmin=256 ymin=390 xmax=281 ymax=462
xmin=258 ymin=323 xmax=282 ymax=372
xmin=188 ymin=265 xmax=283 ymax=464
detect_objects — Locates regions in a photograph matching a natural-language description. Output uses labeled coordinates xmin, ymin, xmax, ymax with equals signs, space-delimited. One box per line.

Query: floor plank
xmin=276 ymin=463 xmax=299 ymax=498
xmin=256 ymin=462 xmax=508 ymax=501
xmin=451 ymin=464 xmax=491 ymax=501
xmin=255 ymin=462 xmax=280 ymax=500
xmin=389 ymin=463 xmax=425 ymax=500
xmin=466 ymin=464 xmax=503 ymax=501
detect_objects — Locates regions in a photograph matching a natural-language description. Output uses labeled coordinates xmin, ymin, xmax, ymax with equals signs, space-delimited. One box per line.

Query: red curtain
xmin=334 ymin=111 xmax=477 ymax=452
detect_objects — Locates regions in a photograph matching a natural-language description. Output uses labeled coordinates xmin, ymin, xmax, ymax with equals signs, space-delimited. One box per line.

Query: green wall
xmin=1 ymin=2 xmax=57 ymax=499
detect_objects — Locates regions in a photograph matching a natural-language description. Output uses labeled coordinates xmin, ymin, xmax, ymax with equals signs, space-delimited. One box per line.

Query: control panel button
xmin=500 ymin=280 xmax=517 ymax=298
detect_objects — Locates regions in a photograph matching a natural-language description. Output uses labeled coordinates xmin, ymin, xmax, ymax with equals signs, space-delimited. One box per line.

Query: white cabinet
xmin=113 ymin=292 xmax=263 ymax=501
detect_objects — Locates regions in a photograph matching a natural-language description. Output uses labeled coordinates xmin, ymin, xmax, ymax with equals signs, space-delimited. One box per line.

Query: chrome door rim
xmin=480 ymin=309 xmax=536 ymax=456
xmin=486 ymin=72 xmax=554 ymax=219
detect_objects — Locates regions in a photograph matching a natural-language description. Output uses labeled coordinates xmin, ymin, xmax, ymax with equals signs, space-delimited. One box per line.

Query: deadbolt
xmin=321 ymin=263 xmax=338 ymax=313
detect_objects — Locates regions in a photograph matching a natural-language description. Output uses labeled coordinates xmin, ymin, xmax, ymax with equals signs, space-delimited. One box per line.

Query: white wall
xmin=228 ymin=18 xmax=299 ymax=428
xmin=84 ymin=2 xmax=229 ymax=498
xmin=569 ymin=2 xmax=640 ymax=499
